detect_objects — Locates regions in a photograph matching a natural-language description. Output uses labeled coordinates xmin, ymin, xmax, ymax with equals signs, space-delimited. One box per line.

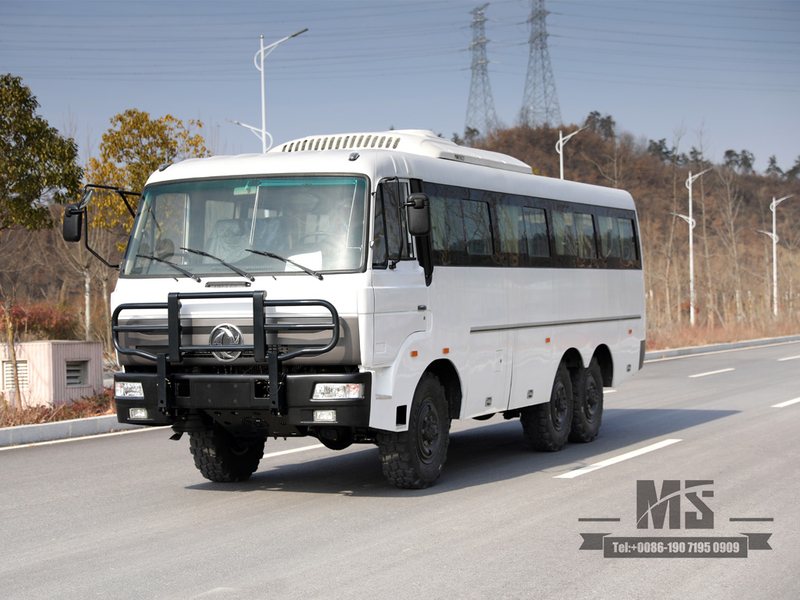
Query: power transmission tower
xmin=464 ymin=3 xmax=499 ymax=138
xmin=520 ymin=0 xmax=562 ymax=127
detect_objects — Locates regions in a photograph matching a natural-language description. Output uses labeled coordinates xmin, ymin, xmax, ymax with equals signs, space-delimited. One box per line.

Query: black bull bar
xmin=112 ymin=291 xmax=340 ymax=415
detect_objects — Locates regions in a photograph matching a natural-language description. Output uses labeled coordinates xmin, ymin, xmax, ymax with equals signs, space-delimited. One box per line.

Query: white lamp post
xmin=768 ymin=194 xmax=794 ymax=317
xmin=555 ymin=126 xmax=586 ymax=180
xmin=684 ymin=168 xmax=712 ymax=327
xmin=229 ymin=29 xmax=307 ymax=153
xmin=672 ymin=212 xmax=696 ymax=325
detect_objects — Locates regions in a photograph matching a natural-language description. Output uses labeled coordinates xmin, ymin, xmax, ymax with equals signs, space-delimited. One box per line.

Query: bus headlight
xmin=115 ymin=381 xmax=144 ymax=398
xmin=312 ymin=383 xmax=363 ymax=400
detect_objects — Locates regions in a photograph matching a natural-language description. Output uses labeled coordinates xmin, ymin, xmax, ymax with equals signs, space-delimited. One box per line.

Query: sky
xmin=2 ymin=0 xmax=799 ymax=174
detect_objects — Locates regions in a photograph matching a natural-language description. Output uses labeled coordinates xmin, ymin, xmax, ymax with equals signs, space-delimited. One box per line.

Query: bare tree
xmin=714 ymin=168 xmax=745 ymax=322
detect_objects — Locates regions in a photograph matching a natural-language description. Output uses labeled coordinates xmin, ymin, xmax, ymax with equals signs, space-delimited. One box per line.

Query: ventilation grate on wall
xmin=2 ymin=360 xmax=29 ymax=390
xmin=66 ymin=361 xmax=89 ymax=387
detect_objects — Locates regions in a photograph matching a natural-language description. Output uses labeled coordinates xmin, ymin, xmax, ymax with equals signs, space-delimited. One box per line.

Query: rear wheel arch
xmin=592 ymin=344 xmax=614 ymax=387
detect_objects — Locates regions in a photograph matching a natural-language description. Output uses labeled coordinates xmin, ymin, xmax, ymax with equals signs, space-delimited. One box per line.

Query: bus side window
xmin=618 ymin=218 xmax=638 ymax=261
xmin=553 ymin=211 xmax=577 ymax=257
xmin=376 ymin=180 xmax=413 ymax=265
xmin=462 ymin=199 xmax=492 ymax=256
xmin=522 ymin=206 xmax=549 ymax=258
xmin=597 ymin=215 xmax=621 ymax=258
xmin=372 ymin=187 xmax=388 ymax=268
xmin=575 ymin=213 xmax=597 ymax=260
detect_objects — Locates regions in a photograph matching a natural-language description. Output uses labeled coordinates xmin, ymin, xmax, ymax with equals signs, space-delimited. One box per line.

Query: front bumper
xmin=115 ymin=371 xmax=371 ymax=437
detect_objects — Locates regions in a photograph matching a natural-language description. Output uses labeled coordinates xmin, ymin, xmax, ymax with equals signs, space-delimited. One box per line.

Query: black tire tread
xmin=521 ymin=363 xmax=573 ymax=452
xmin=189 ymin=426 xmax=265 ymax=483
xmin=569 ymin=358 xmax=604 ymax=443
xmin=377 ymin=373 xmax=450 ymax=489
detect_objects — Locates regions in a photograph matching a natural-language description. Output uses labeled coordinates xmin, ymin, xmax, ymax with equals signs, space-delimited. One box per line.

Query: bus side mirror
xmin=63 ymin=204 xmax=83 ymax=242
xmin=405 ymin=193 xmax=430 ymax=237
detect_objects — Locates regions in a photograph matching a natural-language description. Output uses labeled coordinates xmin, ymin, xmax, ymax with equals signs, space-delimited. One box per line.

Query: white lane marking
xmin=555 ymin=439 xmax=682 ymax=479
xmin=604 ymin=389 xmax=618 ymax=394
xmin=772 ymin=397 xmax=800 ymax=408
xmin=263 ymin=443 xmax=324 ymax=459
xmin=778 ymin=355 xmax=800 ymax=362
xmin=0 ymin=426 xmax=160 ymax=452
xmin=689 ymin=368 xmax=735 ymax=378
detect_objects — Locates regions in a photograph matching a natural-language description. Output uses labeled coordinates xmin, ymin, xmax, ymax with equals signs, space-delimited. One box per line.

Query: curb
xmin=644 ymin=334 xmax=800 ymax=361
xmin=0 ymin=415 xmax=143 ymax=448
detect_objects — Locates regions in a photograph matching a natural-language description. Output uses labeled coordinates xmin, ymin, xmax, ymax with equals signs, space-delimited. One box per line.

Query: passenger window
xmin=597 ymin=215 xmax=620 ymax=258
xmin=553 ymin=211 xmax=577 ymax=256
xmin=575 ymin=213 xmax=597 ymax=260
xmin=496 ymin=204 xmax=524 ymax=255
xmin=463 ymin=200 xmax=492 ymax=256
xmin=428 ymin=188 xmax=466 ymax=265
xmin=618 ymin=218 xmax=637 ymax=261
xmin=522 ymin=207 xmax=549 ymax=257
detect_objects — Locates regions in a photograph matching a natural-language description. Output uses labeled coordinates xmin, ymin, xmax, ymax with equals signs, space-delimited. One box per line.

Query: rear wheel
xmin=189 ymin=425 xmax=265 ymax=482
xmin=377 ymin=373 xmax=451 ymax=489
xmin=570 ymin=358 xmax=604 ymax=443
xmin=521 ymin=363 xmax=573 ymax=451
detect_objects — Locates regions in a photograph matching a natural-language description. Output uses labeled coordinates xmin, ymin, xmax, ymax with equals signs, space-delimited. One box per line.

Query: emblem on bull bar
xmin=209 ymin=323 xmax=244 ymax=362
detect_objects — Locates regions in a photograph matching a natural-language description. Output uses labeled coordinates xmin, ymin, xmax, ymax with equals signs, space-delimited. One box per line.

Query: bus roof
xmin=145 ymin=129 xmax=635 ymax=212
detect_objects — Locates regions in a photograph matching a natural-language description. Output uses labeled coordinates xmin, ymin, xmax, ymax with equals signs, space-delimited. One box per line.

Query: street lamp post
xmin=229 ymin=29 xmax=308 ymax=153
xmin=684 ymin=168 xmax=711 ymax=327
xmin=672 ymin=212 xmax=696 ymax=325
xmin=768 ymin=194 xmax=794 ymax=317
xmin=555 ymin=126 xmax=586 ymax=180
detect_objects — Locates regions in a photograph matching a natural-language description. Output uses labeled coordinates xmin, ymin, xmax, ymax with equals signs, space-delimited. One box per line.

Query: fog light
xmin=312 ymin=383 xmax=363 ymax=400
xmin=116 ymin=381 xmax=144 ymax=398
xmin=313 ymin=409 xmax=337 ymax=423
xmin=129 ymin=407 xmax=149 ymax=420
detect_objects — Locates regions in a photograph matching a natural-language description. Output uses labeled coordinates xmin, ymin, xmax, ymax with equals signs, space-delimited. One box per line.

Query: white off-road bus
xmin=64 ymin=129 xmax=645 ymax=489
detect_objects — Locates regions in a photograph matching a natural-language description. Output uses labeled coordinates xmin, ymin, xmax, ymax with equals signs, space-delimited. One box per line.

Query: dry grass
xmin=647 ymin=321 xmax=800 ymax=351
xmin=0 ymin=389 xmax=115 ymax=428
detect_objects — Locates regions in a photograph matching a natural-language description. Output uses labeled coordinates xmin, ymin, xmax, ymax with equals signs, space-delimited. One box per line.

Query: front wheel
xmin=520 ymin=363 xmax=573 ymax=451
xmin=189 ymin=425 xmax=265 ymax=482
xmin=377 ymin=373 xmax=451 ymax=489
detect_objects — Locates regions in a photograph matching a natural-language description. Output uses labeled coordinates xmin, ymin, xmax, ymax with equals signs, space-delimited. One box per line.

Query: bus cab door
xmin=371 ymin=179 xmax=428 ymax=368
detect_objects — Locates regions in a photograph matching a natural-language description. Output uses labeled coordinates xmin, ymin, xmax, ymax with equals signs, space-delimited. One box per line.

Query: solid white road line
xmin=554 ymin=439 xmax=683 ymax=479
xmin=688 ymin=368 xmax=735 ymax=378
xmin=772 ymin=397 xmax=800 ymax=408
xmin=263 ymin=444 xmax=325 ymax=459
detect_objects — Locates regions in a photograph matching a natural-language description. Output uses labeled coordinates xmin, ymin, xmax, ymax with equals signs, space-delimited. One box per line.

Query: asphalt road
xmin=2 ymin=341 xmax=798 ymax=599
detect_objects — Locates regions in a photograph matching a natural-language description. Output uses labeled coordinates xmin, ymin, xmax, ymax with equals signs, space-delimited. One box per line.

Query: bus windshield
xmin=121 ymin=176 xmax=368 ymax=278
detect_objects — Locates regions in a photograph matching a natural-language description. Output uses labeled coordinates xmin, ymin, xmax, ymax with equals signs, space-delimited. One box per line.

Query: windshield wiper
xmin=136 ymin=254 xmax=202 ymax=283
xmin=245 ymin=249 xmax=323 ymax=280
xmin=181 ymin=247 xmax=255 ymax=282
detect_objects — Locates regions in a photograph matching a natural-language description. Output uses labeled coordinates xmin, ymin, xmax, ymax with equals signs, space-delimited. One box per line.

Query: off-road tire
xmin=569 ymin=358 xmax=604 ymax=443
xmin=377 ymin=373 xmax=451 ymax=489
xmin=189 ymin=425 xmax=265 ymax=482
xmin=521 ymin=362 xmax=573 ymax=451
